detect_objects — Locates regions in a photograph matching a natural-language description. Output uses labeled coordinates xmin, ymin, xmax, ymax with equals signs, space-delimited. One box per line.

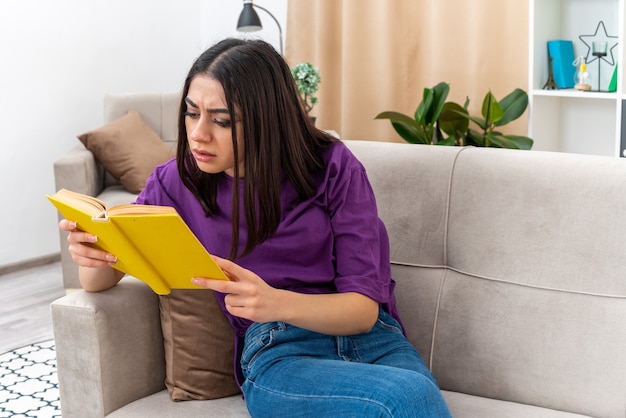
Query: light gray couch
xmin=51 ymin=93 xmax=626 ymax=417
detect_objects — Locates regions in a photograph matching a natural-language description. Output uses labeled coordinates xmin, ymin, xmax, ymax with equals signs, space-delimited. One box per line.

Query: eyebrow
xmin=184 ymin=97 xmax=229 ymax=114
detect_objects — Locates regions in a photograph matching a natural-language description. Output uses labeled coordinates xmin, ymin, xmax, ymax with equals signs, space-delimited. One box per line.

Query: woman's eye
xmin=184 ymin=111 xmax=200 ymax=119
xmin=213 ymin=118 xmax=231 ymax=128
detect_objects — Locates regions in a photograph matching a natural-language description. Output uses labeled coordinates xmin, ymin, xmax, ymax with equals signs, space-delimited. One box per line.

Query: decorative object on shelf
xmin=236 ymin=0 xmax=283 ymax=55
xmin=609 ymin=63 xmax=618 ymax=92
xmin=375 ymin=82 xmax=533 ymax=150
xmin=578 ymin=20 xmax=618 ymax=91
xmin=592 ymin=40 xmax=608 ymax=91
xmin=547 ymin=40 xmax=576 ymax=88
xmin=529 ymin=0 xmax=625 ymax=158
xmin=574 ymin=56 xmax=592 ymax=91
xmin=579 ymin=21 xmax=619 ymax=66
xmin=291 ymin=62 xmax=321 ymax=116
xmin=543 ymin=57 xmax=558 ymax=90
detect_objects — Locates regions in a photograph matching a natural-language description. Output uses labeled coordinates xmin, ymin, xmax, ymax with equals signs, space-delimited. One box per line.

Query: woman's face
xmin=184 ymin=75 xmax=244 ymax=177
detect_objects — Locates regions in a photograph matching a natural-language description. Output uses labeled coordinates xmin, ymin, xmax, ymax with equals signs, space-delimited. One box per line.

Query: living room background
xmin=0 ymin=0 xmax=527 ymax=270
xmin=285 ymin=1 xmax=528 ymax=143
xmin=0 ymin=0 xmax=286 ymax=269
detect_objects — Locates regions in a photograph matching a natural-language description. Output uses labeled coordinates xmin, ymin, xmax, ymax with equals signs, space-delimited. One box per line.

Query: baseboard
xmin=0 ymin=253 xmax=61 ymax=276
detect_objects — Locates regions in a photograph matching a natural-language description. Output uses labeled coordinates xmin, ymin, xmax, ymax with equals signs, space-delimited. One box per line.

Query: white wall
xmin=0 ymin=0 xmax=286 ymax=267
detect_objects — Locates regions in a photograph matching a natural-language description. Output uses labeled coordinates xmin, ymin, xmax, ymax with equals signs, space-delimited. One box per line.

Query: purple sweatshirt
xmin=136 ymin=141 xmax=400 ymax=383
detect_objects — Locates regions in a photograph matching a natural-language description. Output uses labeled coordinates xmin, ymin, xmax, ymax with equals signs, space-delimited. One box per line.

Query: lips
xmin=193 ymin=148 xmax=216 ymax=163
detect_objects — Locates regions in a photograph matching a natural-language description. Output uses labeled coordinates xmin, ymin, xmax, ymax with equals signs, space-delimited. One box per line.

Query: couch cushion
xmin=105 ymin=389 xmax=592 ymax=418
xmin=442 ymin=391 xmax=592 ymax=417
xmin=433 ymin=269 xmax=626 ymax=416
xmin=159 ymin=290 xmax=240 ymax=401
xmin=106 ymin=391 xmax=248 ymax=418
xmin=343 ymin=140 xmax=461 ymax=266
xmin=104 ymin=92 xmax=179 ymax=144
xmin=78 ymin=109 xmax=175 ymax=194
xmin=434 ymin=147 xmax=626 ymax=416
xmin=96 ymin=185 xmax=139 ymax=207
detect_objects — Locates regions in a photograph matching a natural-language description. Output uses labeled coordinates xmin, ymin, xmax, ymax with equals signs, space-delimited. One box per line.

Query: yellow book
xmin=47 ymin=188 xmax=229 ymax=295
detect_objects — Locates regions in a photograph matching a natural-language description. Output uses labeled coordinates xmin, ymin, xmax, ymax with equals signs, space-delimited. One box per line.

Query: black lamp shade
xmin=237 ymin=3 xmax=262 ymax=32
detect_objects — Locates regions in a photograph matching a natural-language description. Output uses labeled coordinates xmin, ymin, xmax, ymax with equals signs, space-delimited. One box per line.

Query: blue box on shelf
xmin=547 ymin=40 xmax=576 ymax=89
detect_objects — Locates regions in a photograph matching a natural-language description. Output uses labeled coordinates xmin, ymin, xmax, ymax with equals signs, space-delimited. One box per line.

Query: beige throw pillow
xmin=77 ymin=110 xmax=175 ymax=194
xmin=159 ymin=289 xmax=240 ymax=401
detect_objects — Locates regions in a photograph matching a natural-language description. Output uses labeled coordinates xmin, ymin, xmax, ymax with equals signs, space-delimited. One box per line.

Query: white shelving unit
xmin=528 ymin=0 xmax=625 ymax=157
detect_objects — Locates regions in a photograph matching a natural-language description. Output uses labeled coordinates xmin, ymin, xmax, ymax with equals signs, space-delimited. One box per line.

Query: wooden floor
xmin=0 ymin=261 xmax=65 ymax=353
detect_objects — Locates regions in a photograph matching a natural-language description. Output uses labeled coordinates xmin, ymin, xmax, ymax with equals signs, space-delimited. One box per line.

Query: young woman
xmin=59 ymin=38 xmax=451 ymax=417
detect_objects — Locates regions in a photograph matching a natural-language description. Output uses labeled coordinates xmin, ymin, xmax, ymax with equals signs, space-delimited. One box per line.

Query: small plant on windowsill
xmin=291 ymin=62 xmax=321 ymax=117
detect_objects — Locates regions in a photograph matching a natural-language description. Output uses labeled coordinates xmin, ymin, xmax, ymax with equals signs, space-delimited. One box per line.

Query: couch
xmin=51 ymin=93 xmax=626 ymax=417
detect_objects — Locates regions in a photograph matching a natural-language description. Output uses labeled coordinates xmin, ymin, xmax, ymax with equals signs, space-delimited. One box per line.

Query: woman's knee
xmin=376 ymin=370 xmax=451 ymax=417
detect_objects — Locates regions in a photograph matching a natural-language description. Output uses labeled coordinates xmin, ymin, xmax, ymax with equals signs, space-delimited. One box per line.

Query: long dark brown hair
xmin=176 ymin=38 xmax=338 ymax=259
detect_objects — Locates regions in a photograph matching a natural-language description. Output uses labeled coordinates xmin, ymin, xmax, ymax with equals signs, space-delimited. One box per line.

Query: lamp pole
xmin=252 ymin=4 xmax=283 ymax=55
xmin=236 ymin=0 xmax=283 ymax=55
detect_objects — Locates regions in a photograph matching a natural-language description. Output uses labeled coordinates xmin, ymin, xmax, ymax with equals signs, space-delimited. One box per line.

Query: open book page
xmin=51 ymin=188 xmax=176 ymax=219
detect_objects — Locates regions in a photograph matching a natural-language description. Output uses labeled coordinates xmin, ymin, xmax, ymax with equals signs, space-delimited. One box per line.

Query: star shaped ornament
xmin=579 ymin=21 xmax=619 ymax=65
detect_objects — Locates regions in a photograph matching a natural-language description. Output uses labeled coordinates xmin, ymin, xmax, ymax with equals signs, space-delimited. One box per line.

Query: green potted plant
xmin=375 ymin=82 xmax=533 ymax=149
xmin=291 ymin=62 xmax=321 ymax=115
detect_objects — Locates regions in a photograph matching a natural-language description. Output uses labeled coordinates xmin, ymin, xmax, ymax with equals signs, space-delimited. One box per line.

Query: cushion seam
xmin=431 ymin=146 xmax=468 ymax=372
xmin=391 ymin=261 xmax=626 ymax=299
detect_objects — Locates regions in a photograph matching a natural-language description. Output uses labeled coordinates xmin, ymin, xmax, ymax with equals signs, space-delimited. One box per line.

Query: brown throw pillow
xmin=159 ymin=289 xmax=240 ymax=401
xmin=77 ymin=110 xmax=175 ymax=194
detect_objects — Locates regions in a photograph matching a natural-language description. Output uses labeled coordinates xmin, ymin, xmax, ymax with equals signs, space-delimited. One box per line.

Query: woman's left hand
xmin=192 ymin=256 xmax=284 ymax=323
xmin=193 ymin=256 xmax=379 ymax=335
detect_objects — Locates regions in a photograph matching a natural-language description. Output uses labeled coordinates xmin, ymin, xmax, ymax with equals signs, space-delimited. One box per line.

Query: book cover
xmin=47 ymin=189 xmax=229 ymax=294
xmin=547 ymin=40 xmax=576 ymax=89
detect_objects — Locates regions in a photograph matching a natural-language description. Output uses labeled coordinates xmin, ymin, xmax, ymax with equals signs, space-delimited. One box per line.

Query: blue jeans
xmin=241 ymin=309 xmax=452 ymax=417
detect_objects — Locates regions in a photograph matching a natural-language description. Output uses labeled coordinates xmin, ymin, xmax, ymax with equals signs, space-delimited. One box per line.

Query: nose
xmin=189 ymin=117 xmax=212 ymax=143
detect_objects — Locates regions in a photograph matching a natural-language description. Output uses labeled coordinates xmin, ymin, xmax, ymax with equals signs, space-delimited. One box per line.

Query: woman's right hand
xmin=59 ymin=219 xmax=118 ymax=268
xmin=59 ymin=219 xmax=125 ymax=292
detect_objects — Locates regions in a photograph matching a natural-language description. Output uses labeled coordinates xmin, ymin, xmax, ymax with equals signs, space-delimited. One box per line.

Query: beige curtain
xmin=286 ymin=0 xmax=528 ymax=142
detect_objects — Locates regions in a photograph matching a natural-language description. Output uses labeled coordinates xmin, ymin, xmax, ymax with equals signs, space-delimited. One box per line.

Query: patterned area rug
xmin=0 ymin=340 xmax=60 ymax=417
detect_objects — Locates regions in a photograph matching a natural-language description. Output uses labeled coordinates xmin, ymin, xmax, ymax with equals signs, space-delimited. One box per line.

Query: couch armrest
xmin=51 ymin=278 xmax=165 ymax=418
xmin=53 ymin=144 xmax=105 ymax=196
